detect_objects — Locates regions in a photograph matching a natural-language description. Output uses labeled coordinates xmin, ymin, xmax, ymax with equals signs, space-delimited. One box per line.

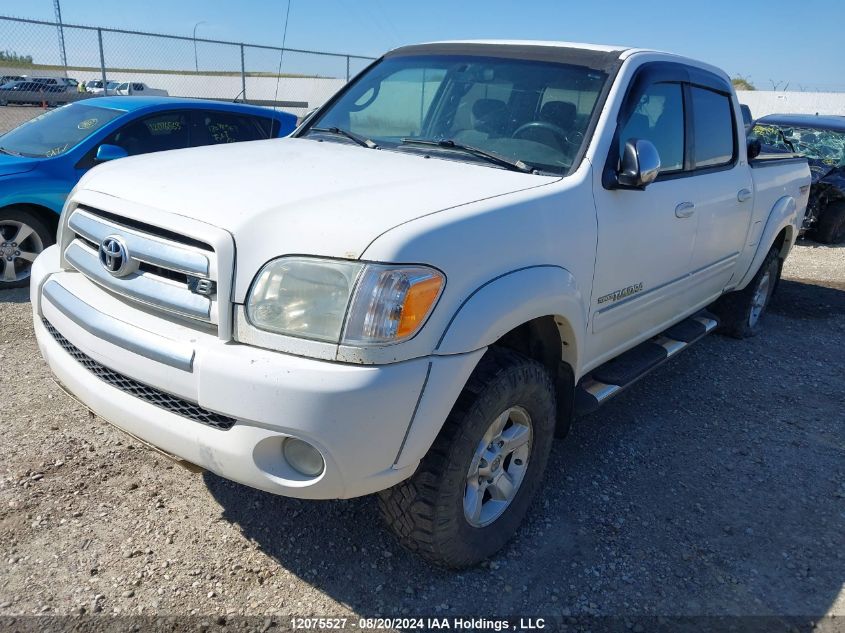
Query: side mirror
xmin=747 ymin=137 xmax=762 ymax=161
xmin=95 ymin=144 xmax=128 ymax=162
xmin=617 ymin=138 xmax=661 ymax=189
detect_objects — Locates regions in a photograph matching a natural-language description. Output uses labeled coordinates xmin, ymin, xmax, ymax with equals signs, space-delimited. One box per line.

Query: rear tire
xmin=711 ymin=246 xmax=781 ymax=339
xmin=813 ymin=200 xmax=845 ymax=244
xmin=0 ymin=207 xmax=53 ymax=290
xmin=378 ymin=347 xmax=556 ymax=568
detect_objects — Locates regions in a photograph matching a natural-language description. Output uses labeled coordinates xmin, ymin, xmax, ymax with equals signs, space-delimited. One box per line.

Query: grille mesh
xmin=43 ymin=320 xmax=236 ymax=431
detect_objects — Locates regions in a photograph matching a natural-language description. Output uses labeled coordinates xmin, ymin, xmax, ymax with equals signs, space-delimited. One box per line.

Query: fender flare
xmin=435 ymin=265 xmax=586 ymax=371
xmin=735 ymin=195 xmax=796 ymax=289
xmin=392 ymin=265 xmax=586 ymax=470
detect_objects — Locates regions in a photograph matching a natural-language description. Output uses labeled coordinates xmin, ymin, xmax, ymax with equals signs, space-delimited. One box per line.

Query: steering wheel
xmin=512 ymin=121 xmax=580 ymax=149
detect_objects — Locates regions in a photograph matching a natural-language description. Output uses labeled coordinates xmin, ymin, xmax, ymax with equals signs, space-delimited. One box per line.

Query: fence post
xmin=240 ymin=44 xmax=247 ymax=102
xmin=97 ymin=28 xmax=107 ymax=89
xmin=346 ymin=56 xmax=350 ymax=82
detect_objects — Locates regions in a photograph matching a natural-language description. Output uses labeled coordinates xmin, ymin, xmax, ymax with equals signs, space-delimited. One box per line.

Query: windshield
xmin=0 ymin=104 xmax=123 ymax=158
xmin=307 ymin=54 xmax=608 ymax=174
xmin=752 ymin=122 xmax=845 ymax=166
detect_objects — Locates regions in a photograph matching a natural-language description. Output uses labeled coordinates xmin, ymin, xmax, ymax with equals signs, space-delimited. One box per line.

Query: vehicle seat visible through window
xmin=471 ymin=99 xmax=511 ymax=137
xmin=112 ymin=122 xmax=153 ymax=156
xmin=539 ymin=100 xmax=576 ymax=133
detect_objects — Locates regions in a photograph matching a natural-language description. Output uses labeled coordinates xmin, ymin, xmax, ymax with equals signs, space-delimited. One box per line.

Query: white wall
xmin=737 ymin=91 xmax=845 ymax=118
xmin=0 ymin=66 xmax=346 ymax=117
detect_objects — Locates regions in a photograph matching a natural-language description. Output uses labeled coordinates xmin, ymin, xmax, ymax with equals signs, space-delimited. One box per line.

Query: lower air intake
xmin=43 ymin=320 xmax=236 ymax=431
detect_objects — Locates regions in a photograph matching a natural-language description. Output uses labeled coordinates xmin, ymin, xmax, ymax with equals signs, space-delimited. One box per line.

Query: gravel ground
xmin=0 ymin=241 xmax=843 ymax=627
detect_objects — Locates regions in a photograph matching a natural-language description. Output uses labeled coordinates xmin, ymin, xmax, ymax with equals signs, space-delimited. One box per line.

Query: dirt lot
xmin=0 ymin=241 xmax=843 ymax=628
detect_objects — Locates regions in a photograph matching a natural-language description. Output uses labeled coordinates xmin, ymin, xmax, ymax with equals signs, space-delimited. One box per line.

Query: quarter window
xmin=690 ymin=86 xmax=735 ymax=168
xmin=618 ymin=82 xmax=685 ymax=173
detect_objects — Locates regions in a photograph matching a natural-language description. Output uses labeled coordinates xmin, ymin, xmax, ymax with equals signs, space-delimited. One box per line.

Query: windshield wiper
xmin=307 ymin=126 xmax=377 ymax=149
xmin=400 ymin=138 xmax=533 ymax=173
xmin=0 ymin=146 xmax=23 ymax=157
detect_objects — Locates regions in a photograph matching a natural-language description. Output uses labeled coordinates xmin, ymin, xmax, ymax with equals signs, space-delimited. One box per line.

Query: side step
xmin=575 ymin=311 xmax=718 ymax=416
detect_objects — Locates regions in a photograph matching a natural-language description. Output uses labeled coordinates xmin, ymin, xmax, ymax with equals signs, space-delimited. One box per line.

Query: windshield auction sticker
xmin=77 ymin=118 xmax=98 ymax=130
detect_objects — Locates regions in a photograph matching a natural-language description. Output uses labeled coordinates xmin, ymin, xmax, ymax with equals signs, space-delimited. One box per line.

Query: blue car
xmin=0 ymin=97 xmax=297 ymax=288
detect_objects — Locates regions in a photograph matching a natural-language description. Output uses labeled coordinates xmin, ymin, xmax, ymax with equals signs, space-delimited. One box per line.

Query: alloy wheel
xmin=464 ymin=406 xmax=532 ymax=528
xmin=0 ymin=220 xmax=44 ymax=284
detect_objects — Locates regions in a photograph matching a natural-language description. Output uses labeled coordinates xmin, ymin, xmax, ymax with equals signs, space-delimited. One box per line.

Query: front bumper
xmin=31 ymin=246 xmax=483 ymax=499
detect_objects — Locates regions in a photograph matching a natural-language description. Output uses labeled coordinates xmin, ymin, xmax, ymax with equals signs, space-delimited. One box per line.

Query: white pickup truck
xmin=31 ymin=40 xmax=810 ymax=568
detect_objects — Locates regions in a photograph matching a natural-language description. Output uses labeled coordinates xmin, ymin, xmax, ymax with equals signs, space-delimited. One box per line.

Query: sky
xmin=3 ymin=0 xmax=843 ymax=91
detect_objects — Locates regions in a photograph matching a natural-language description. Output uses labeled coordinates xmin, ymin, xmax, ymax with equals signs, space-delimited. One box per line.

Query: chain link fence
xmin=0 ymin=15 xmax=375 ymax=133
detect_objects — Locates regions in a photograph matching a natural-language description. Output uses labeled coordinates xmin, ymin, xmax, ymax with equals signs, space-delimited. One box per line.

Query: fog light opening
xmin=282 ymin=437 xmax=325 ymax=477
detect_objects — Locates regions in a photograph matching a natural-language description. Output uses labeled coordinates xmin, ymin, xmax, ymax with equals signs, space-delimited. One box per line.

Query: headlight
xmin=246 ymin=257 xmax=444 ymax=345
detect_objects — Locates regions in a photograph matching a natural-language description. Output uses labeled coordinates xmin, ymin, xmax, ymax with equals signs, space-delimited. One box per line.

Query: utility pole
xmin=193 ymin=21 xmax=207 ymax=72
xmin=53 ymin=0 xmax=68 ymax=75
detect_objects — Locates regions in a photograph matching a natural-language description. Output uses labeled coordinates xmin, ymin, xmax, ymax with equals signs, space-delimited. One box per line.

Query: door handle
xmin=675 ymin=202 xmax=695 ymax=218
xmin=737 ymin=188 xmax=752 ymax=202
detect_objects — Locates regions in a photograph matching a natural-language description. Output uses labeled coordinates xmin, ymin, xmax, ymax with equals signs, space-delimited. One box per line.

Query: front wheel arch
xmin=435 ymin=265 xmax=584 ymax=374
xmin=1 ymin=203 xmax=59 ymax=238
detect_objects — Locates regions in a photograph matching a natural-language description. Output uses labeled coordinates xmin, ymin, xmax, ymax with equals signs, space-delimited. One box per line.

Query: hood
xmin=0 ymin=153 xmax=40 ymax=177
xmin=808 ymin=158 xmax=844 ymax=187
xmin=80 ymin=136 xmax=558 ymax=288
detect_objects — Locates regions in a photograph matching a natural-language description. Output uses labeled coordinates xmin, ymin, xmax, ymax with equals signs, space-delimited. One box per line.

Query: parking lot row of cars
xmin=0 ymin=75 xmax=168 ymax=106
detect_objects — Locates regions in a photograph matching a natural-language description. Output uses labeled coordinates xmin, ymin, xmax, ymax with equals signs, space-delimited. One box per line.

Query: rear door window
xmin=690 ymin=86 xmax=735 ymax=168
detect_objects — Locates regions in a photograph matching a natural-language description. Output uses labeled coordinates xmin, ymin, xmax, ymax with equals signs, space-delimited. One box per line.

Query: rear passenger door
xmin=189 ymin=110 xmax=274 ymax=147
xmin=685 ymin=85 xmax=753 ymax=298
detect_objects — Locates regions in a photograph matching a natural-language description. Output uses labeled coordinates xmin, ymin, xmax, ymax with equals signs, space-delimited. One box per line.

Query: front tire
xmin=378 ymin=347 xmax=556 ymax=568
xmin=711 ymin=246 xmax=781 ymax=339
xmin=0 ymin=207 xmax=53 ymax=290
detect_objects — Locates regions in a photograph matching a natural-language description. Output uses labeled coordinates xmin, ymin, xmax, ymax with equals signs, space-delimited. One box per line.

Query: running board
xmin=575 ymin=311 xmax=718 ymax=416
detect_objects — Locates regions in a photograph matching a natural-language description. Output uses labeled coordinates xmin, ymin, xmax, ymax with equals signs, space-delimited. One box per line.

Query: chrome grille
xmin=64 ymin=207 xmax=218 ymax=325
xmin=44 ymin=320 xmax=236 ymax=431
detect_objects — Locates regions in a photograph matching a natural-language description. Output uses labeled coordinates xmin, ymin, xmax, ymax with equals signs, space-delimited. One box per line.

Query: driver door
xmin=588 ymin=80 xmax=698 ymax=366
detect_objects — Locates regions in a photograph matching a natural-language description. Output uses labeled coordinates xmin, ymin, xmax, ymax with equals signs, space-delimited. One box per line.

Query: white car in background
xmin=115 ymin=82 xmax=169 ymax=97
xmin=87 ymin=80 xmax=120 ymax=95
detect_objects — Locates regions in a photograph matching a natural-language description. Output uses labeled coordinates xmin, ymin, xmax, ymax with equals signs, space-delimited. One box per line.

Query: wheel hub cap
xmin=463 ymin=406 xmax=533 ymax=528
xmin=0 ymin=221 xmax=43 ymax=283
xmin=749 ymin=269 xmax=772 ymax=327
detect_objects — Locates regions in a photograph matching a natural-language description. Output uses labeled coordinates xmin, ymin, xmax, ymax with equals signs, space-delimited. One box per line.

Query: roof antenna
xmin=272 ymin=0 xmax=293 ymax=112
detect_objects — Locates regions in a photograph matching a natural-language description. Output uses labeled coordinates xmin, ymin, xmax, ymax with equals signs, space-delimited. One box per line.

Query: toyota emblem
xmin=98 ymin=236 xmax=132 ymax=277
